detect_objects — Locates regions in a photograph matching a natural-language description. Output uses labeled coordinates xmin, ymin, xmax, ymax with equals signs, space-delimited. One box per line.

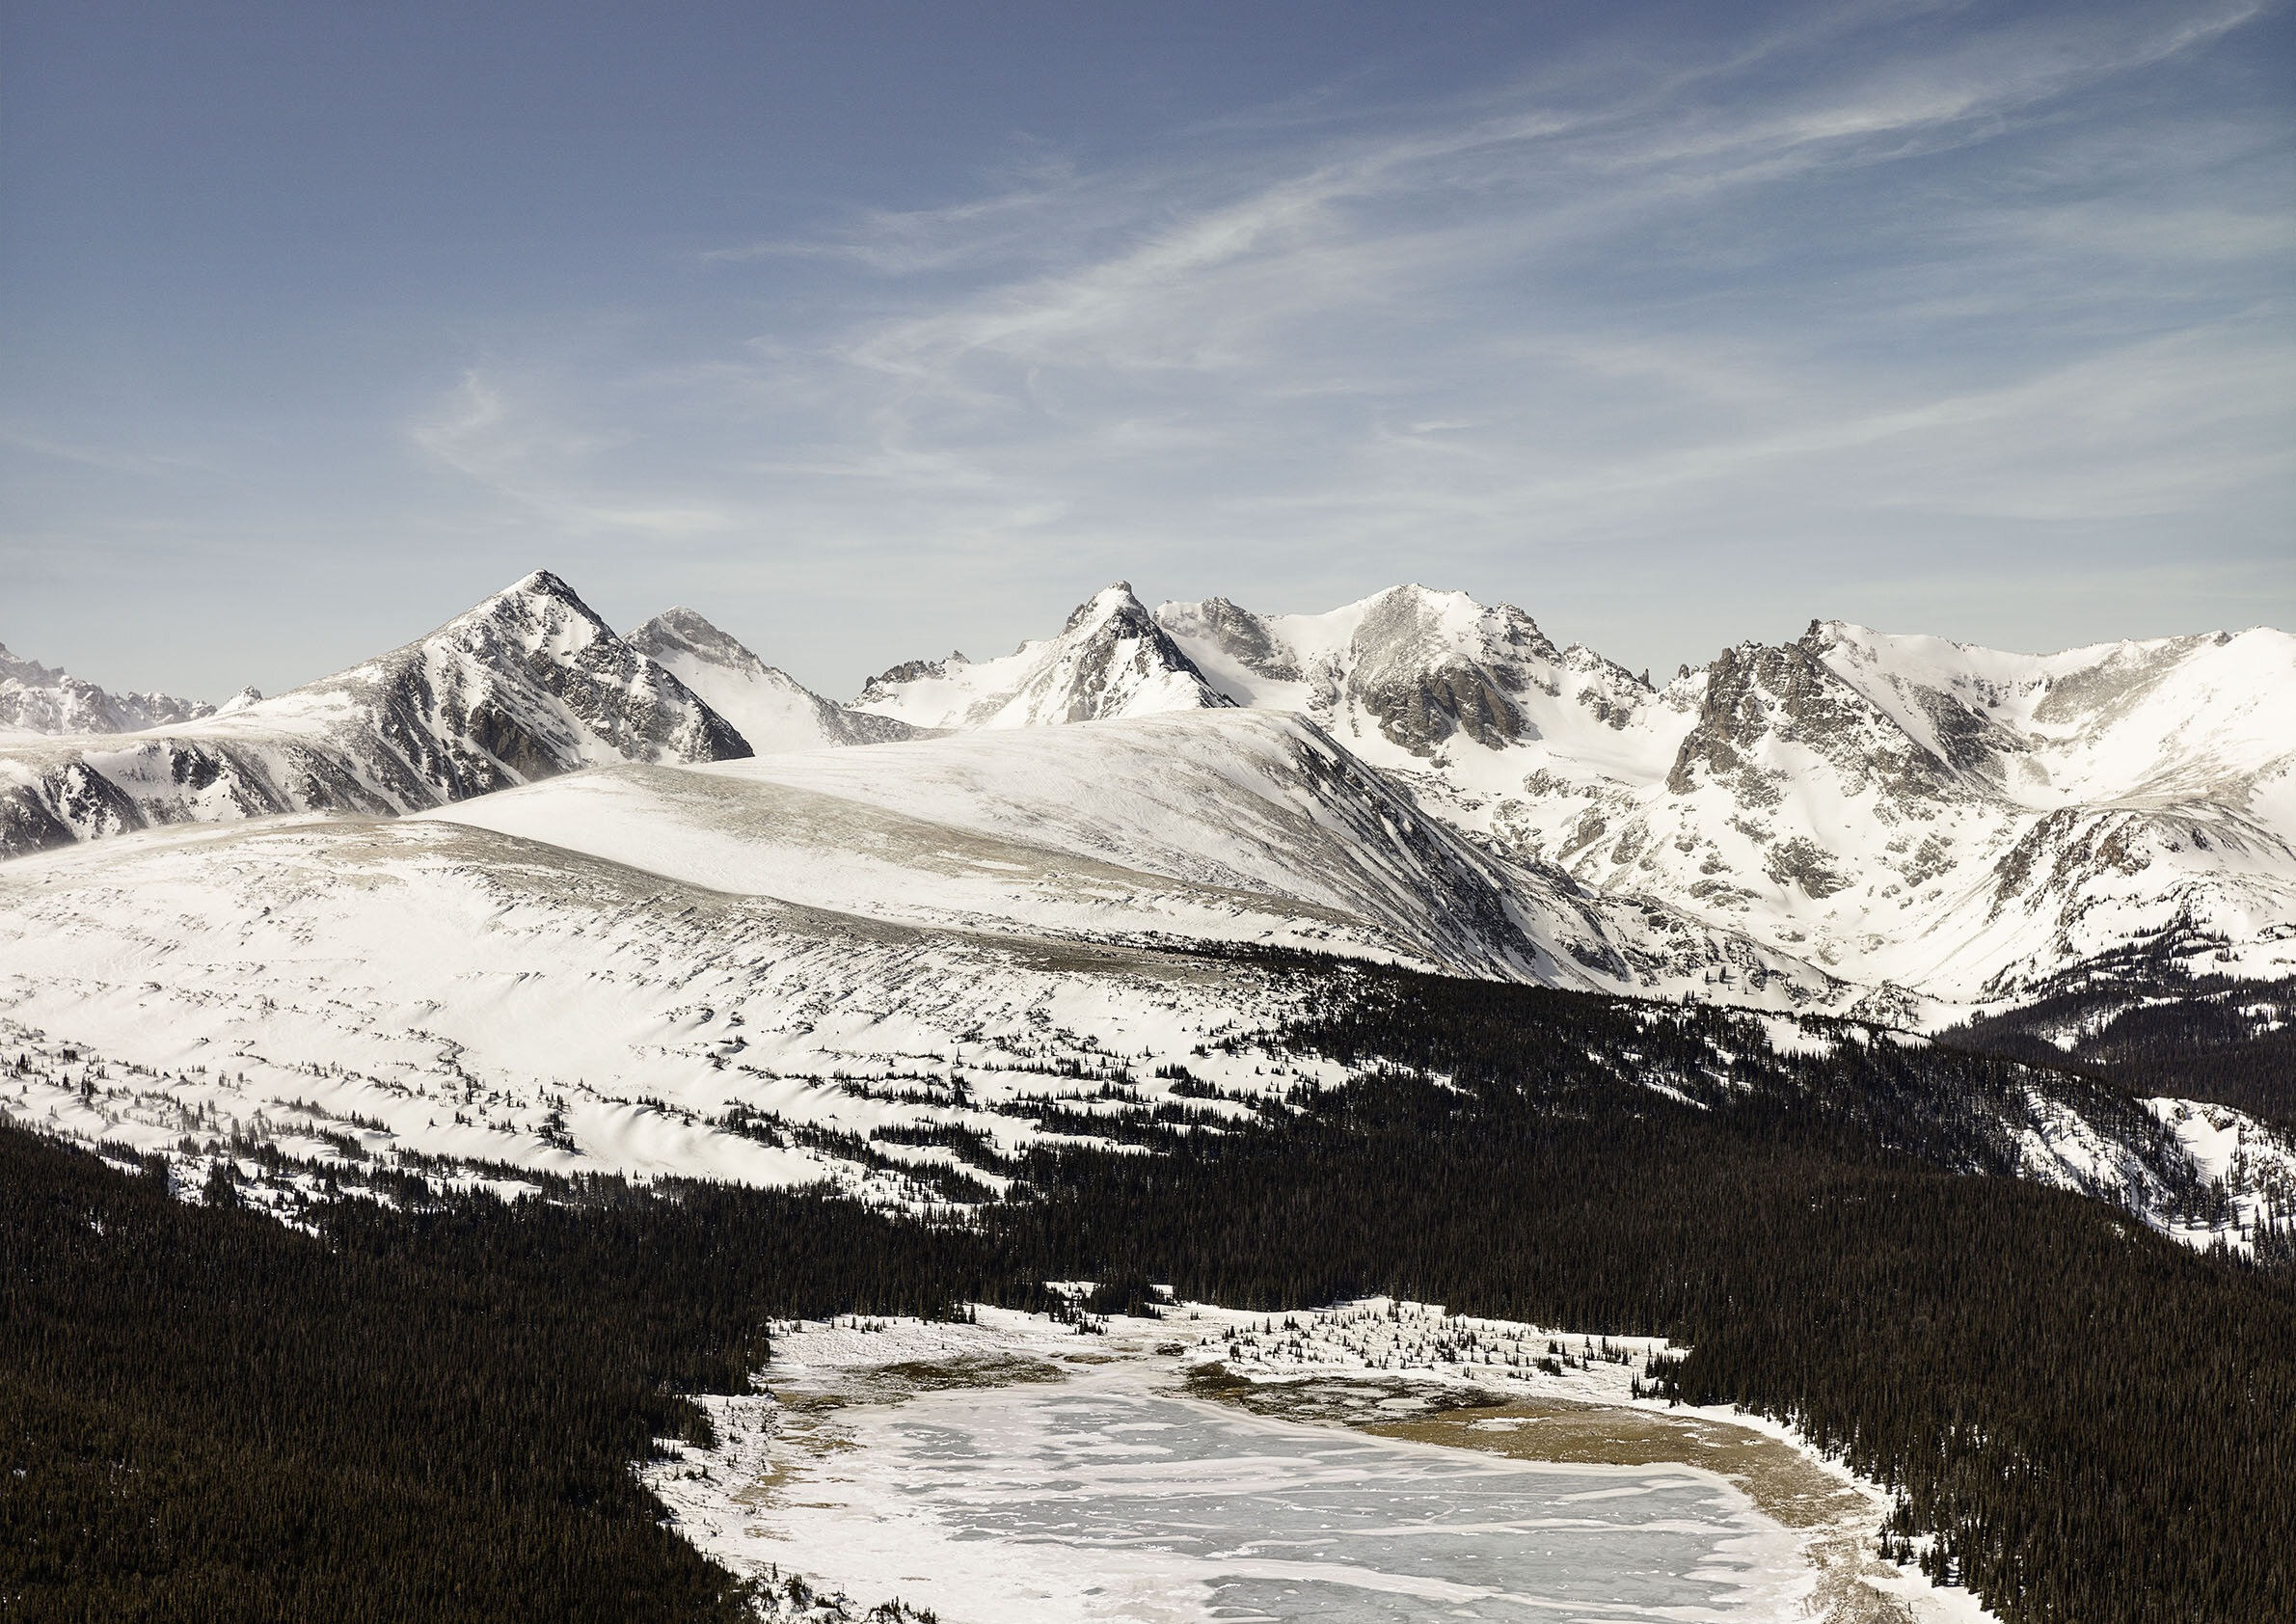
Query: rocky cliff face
xmin=1663 ymin=636 xmax=1959 ymax=802
xmin=1160 ymin=584 xmax=1659 ymax=761
xmin=0 ymin=571 xmax=749 ymax=858
xmin=1158 ymin=589 xmax=2296 ymax=1012
xmin=11 ymin=573 xmax=2289 ymax=1017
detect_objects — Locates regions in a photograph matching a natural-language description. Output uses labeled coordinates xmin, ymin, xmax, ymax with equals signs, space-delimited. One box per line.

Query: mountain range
xmin=6 ymin=570 xmax=2290 ymax=1023
xmin=4 ymin=565 xmax=2292 ymax=1292
xmin=2 ymin=641 xmax=216 ymax=737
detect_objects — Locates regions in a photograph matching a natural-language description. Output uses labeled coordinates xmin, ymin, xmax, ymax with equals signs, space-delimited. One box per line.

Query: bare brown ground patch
xmin=730 ymin=1394 xmax=857 ymax=1510
xmin=866 ymin=1353 xmax=1068 ymax=1392
xmin=1369 ymin=1398 xmax=1861 ymax=1530
xmin=1187 ymin=1369 xmax=1915 ymax=1624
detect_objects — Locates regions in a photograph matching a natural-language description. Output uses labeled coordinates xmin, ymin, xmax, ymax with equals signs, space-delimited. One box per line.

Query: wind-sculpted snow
xmin=0 ymin=787 xmax=2255 ymax=1259
xmin=629 ymin=606 xmax=924 ymax=753
xmin=0 ymin=571 xmax=749 ymax=859
xmin=0 ymin=812 xmax=1338 ymax=1202
xmin=688 ymin=711 xmax=1553 ymax=982
xmin=423 ymin=757 xmax=1457 ymax=974
xmin=6 ymin=558 xmax=2290 ymax=1165
xmin=425 ymin=710 xmax=1839 ymax=1003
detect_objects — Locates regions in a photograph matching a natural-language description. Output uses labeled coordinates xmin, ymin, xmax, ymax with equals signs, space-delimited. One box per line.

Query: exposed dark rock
xmin=1764 ymin=836 xmax=1850 ymax=899
xmin=1185 ymin=597 xmax=1301 ymax=682
xmin=1046 ymin=593 xmax=1225 ymax=724
xmin=857 ymin=654 xmax=966 ymax=706
xmin=0 ymin=570 xmax=752 ymax=859
xmin=1354 ymin=660 xmax=1526 ymax=754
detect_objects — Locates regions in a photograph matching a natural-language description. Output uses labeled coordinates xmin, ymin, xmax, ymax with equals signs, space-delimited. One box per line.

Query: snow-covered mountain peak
xmin=427 ymin=566 xmax=619 ymax=662
xmin=1158 ymin=583 xmax=1661 ymax=767
xmin=1661 ymin=633 xmax=1955 ymax=802
xmin=0 ymin=569 xmax=750 ymax=858
xmin=1063 ymin=581 xmax=1148 ymax=634
xmin=218 ymin=567 xmax=750 ymax=773
xmin=6 ymin=571 xmax=2290 ymax=1016
xmin=1154 ymin=590 xmax=2295 ymax=1004
xmin=0 ymin=644 xmax=57 ymax=689
xmin=0 ymin=640 xmax=215 ymax=737
xmin=1796 ymin=618 xmax=2296 ymax=811
xmin=852 ymin=582 xmax=1228 ymax=730
xmin=629 ymin=606 xmax=923 ymax=753
xmin=633 ymin=605 xmax=799 ymax=686
xmin=630 ymin=604 xmax=752 ymax=669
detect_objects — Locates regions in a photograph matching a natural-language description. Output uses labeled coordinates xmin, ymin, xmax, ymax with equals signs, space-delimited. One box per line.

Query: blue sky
xmin=3 ymin=0 xmax=2289 ymax=701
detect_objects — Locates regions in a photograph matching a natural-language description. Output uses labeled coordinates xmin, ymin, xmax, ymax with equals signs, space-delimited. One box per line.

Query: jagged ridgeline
xmin=0 ymin=573 xmax=753 ymax=857
xmin=8 ymin=961 xmax=2291 ymax=1624
xmin=7 ymin=570 xmax=2292 ymax=1015
xmin=4 ymin=572 xmax=2293 ymax=1621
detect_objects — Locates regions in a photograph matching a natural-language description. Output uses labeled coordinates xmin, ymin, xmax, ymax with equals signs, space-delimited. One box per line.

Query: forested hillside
xmin=995 ymin=967 xmax=2296 ymax=1622
xmin=0 ymin=1127 xmax=962 ymax=1623
xmin=5 ymin=961 xmax=2291 ymax=1623
xmin=1944 ymin=964 xmax=2296 ymax=1124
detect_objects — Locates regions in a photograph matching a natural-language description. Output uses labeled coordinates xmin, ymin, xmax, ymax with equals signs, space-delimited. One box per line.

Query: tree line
xmin=4 ymin=958 xmax=2290 ymax=1621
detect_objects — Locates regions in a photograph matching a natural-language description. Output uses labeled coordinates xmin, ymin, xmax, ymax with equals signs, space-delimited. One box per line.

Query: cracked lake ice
xmin=756 ymin=1365 xmax=1810 ymax=1623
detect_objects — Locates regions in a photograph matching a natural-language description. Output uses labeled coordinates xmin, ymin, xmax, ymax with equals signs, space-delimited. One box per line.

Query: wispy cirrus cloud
xmin=405 ymin=0 xmax=2292 ymax=684
xmin=410 ymin=371 xmax=738 ymax=540
xmin=0 ymin=424 xmax=203 ymax=476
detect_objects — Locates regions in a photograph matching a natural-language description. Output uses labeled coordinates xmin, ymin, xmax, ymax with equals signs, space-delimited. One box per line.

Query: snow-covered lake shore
xmin=646 ymin=1300 xmax=1999 ymax=1624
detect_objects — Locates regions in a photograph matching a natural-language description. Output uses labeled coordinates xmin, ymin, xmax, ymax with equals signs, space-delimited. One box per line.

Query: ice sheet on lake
xmin=710 ymin=1364 xmax=1811 ymax=1624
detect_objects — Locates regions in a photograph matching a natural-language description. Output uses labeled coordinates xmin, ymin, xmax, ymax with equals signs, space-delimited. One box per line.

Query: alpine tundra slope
xmin=2 ymin=569 xmax=2291 ymax=1251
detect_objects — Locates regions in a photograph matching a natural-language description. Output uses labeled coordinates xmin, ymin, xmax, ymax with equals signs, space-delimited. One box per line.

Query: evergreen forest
xmin=4 ymin=960 xmax=2289 ymax=1623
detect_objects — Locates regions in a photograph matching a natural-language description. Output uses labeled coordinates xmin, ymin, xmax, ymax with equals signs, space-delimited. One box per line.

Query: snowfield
xmin=3 ymin=571 xmax=2287 ymax=1619
xmin=8 ymin=570 xmax=2290 ymax=1020
xmin=1158 ymin=587 xmax=2296 ymax=1014
xmin=0 ymin=812 xmax=1338 ymax=1200
xmin=2 ymin=748 xmax=2281 ymax=1259
xmin=428 ymin=710 xmax=1843 ymax=1000
xmin=2 ymin=570 xmax=2286 ymax=1258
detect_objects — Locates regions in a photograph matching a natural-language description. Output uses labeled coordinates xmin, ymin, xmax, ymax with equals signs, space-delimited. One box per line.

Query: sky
xmin=2 ymin=0 xmax=2290 ymax=703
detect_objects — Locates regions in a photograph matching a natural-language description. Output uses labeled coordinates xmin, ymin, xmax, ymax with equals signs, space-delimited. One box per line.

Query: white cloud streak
xmin=404 ymin=0 xmax=2291 ymax=683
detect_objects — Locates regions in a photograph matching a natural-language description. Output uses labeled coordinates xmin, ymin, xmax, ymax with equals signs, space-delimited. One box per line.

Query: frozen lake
xmin=744 ymin=1363 xmax=1812 ymax=1623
